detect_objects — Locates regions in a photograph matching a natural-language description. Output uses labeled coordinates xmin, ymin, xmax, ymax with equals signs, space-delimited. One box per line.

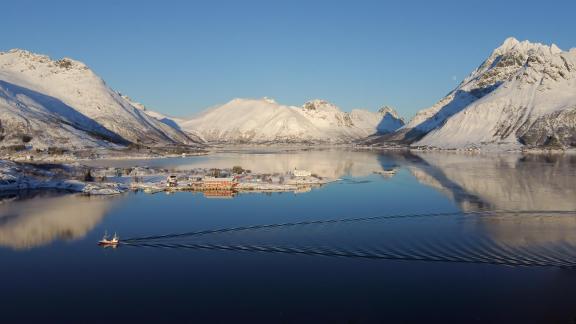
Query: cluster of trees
xmin=209 ymin=166 xmax=252 ymax=177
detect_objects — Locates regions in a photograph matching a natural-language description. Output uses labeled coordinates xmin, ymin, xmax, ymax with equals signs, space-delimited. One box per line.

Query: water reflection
xmin=0 ymin=192 xmax=118 ymax=249
xmin=408 ymin=152 xmax=576 ymax=211
xmin=3 ymin=150 xmax=576 ymax=323
xmin=87 ymin=149 xmax=389 ymax=178
xmin=405 ymin=152 xmax=576 ymax=248
xmin=3 ymin=150 xmax=576 ymax=254
xmin=192 ymin=149 xmax=390 ymax=178
xmin=470 ymin=214 xmax=576 ymax=247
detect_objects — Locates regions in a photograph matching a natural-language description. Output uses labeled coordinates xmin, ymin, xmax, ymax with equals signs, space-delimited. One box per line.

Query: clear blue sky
xmin=2 ymin=0 xmax=575 ymax=119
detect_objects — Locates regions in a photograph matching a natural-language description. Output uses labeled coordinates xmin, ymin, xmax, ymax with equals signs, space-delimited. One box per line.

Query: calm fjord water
xmin=2 ymin=149 xmax=576 ymax=323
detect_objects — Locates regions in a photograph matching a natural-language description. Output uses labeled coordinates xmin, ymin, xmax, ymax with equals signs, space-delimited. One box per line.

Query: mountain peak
xmin=263 ymin=97 xmax=277 ymax=104
xmin=304 ymin=99 xmax=330 ymax=105
xmin=377 ymin=106 xmax=400 ymax=119
xmin=2 ymin=48 xmax=50 ymax=62
xmin=550 ymin=43 xmax=563 ymax=54
xmin=493 ymin=37 xmax=565 ymax=57
xmin=1 ymin=48 xmax=90 ymax=73
xmin=6 ymin=48 xmax=31 ymax=54
xmin=227 ymin=97 xmax=281 ymax=107
xmin=500 ymin=37 xmax=520 ymax=50
xmin=302 ymin=99 xmax=339 ymax=112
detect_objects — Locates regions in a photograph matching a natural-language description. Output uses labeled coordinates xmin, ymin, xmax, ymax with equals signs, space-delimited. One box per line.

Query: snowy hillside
xmin=391 ymin=38 xmax=576 ymax=149
xmin=120 ymin=94 xmax=203 ymax=142
xmin=0 ymin=80 xmax=126 ymax=150
xmin=179 ymin=98 xmax=403 ymax=144
xmin=0 ymin=49 xmax=203 ymax=149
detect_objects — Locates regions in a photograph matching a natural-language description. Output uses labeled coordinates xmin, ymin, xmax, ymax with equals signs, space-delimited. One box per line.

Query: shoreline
xmin=2 ymin=143 xmax=575 ymax=165
xmin=0 ymin=160 xmax=337 ymax=198
xmin=0 ymin=145 xmax=573 ymax=199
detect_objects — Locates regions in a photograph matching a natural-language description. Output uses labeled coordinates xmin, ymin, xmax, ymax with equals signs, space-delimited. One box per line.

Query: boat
xmin=374 ymin=169 xmax=398 ymax=176
xmin=143 ymin=187 xmax=163 ymax=194
xmin=98 ymin=231 xmax=119 ymax=247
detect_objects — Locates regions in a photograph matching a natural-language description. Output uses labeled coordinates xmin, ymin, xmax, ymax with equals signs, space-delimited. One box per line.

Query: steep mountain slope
xmin=179 ymin=98 xmax=403 ymax=144
xmin=120 ymin=94 xmax=203 ymax=142
xmin=0 ymin=80 xmax=126 ymax=149
xmin=378 ymin=38 xmax=575 ymax=149
xmin=415 ymin=38 xmax=576 ymax=149
xmin=0 ymin=49 xmax=202 ymax=149
xmin=356 ymin=106 xmax=405 ymax=134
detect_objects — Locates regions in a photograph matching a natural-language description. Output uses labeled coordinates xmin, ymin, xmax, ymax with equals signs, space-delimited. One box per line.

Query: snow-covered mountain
xmin=179 ymin=98 xmax=403 ymax=144
xmin=0 ymin=49 xmax=203 ymax=150
xmin=366 ymin=106 xmax=405 ymax=133
xmin=119 ymin=94 xmax=203 ymax=142
xmin=385 ymin=38 xmax=576 ymax=149
xmin=0 ymin=79 xmax=126 ymax=149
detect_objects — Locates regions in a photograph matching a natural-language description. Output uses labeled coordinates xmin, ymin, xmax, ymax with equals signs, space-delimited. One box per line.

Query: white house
xmin=292 ymin=168 xmax=312 ymax=177
xmin=166 ymin=175 xmax=178 ymax=187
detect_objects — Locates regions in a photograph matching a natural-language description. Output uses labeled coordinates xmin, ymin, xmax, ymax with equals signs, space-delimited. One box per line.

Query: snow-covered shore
xmin=1 ymin=146 xmax=209 ymax=164
xmin=0 ymin=160 xmax=128 ymax=195
xmin=0 ymin=159 xmax=336 ymax=198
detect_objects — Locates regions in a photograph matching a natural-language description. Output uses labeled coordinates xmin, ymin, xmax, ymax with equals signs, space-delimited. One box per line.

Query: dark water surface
xmin=2 ymin=150 xmax=576 ymax=323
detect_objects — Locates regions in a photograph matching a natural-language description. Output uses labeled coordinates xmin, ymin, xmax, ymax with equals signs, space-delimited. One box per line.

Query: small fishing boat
xmin=374 ymin=169 xmax=397 ymax=176
xmin=143 ymin=187 xmax=163 ymax=194
xmin=98 ymin=231 xmax=119 ymax=247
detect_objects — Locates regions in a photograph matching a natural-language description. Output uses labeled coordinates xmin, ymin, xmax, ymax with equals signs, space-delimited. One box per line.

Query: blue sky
xmin=2 ymin=0 xmax=575 ymax=119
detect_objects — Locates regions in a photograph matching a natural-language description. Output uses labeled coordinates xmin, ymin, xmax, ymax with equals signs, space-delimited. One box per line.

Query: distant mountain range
xmin=178 ymin=98 xmax=403 ymax=144
xmin=1 ymin=37 xmax=575 ymax=152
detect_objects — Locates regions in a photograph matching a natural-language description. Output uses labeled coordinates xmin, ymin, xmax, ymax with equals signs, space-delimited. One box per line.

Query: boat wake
xmin=121 ymin=241 xmax=576 ymax=268
xmin=120 ymin=210 xmax=576 ymax=269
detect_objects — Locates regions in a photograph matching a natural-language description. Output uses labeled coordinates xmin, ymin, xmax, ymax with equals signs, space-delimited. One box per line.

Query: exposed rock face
xmin=517 ymin=107 xmax=576 ymax=147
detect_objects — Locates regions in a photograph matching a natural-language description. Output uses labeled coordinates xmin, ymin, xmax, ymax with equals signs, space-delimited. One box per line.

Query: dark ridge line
xmin=122 ymin=210 xmax=576 ymax=242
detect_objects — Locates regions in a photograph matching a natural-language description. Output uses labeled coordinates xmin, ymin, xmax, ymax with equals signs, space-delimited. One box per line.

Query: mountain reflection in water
xmin=2 ymin=150 xmax=576 ymax=323
xmin=0 ymin=192 xmax=118 ymax=249
xmin=405 ymin=152 xmax=576 ymax=248
xmin=85 ymin=148 xmax=392 ymax=178
xmin=2 ymin=150 xmax=575 ymax=255
xmin=408 ymin=152 xmax=576 ymax=212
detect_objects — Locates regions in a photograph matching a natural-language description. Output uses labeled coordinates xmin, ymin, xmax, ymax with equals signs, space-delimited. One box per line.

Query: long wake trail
xmin=120 ymin=241 xmax=576 ymax=269
xmin=117 ymin=210 xmax=576 ymax=269
xmin=122 ymin=210 xmax=576 ymax=242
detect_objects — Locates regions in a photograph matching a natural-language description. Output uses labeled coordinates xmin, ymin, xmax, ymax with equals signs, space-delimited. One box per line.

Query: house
xmin=292 ymin=168 xmax=312 ymax=177
xmin=166 ymin=175 xmax=178 ymax=187
xmin=202 ymin=176 xmax=238 ymax=190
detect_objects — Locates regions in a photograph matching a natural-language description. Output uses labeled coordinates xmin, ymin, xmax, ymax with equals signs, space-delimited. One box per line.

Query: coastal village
xmin=123 ymin=166 xmax=331 ymax=198
xmin=0 ymin=159 xmax=336 ymax=198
